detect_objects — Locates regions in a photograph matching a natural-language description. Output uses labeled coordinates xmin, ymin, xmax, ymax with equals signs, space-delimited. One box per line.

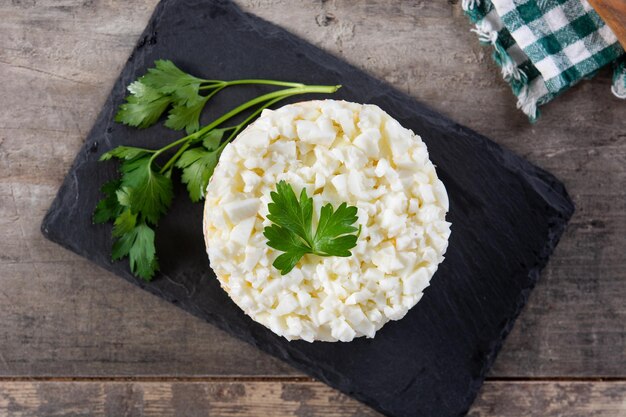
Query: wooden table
xmin=1 ymin=1 xmax=625 ymax=415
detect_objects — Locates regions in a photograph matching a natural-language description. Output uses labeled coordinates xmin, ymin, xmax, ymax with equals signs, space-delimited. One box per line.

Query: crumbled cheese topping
xmin=203 ymin=100 xmax=451 ymax=342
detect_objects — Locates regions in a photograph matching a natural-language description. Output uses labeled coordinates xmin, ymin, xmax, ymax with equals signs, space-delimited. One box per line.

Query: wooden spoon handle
xmin=587 ymin=0 xmax=626 ymax=49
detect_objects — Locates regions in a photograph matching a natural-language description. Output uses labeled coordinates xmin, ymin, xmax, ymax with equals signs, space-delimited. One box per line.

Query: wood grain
xmin=0 ymin=380 xmax=624 ymax=417
xmin=0 ymin=2 xmax=625 ymax=415
xmin=588 ymin=0 xmax=626 ymax=49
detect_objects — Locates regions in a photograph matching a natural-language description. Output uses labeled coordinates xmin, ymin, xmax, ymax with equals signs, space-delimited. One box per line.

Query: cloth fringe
xmin=611 ymin=57 xmax=626 ymax=99
xmin=468 ymin=14 xmax=539 ymax=121
xmin=462 ymin=0 xmax=481 ymax=11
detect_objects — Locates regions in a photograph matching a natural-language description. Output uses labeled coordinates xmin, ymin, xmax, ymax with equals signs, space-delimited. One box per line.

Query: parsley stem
xmin=157 ymin=96 xmax=284 ymax=174
xmin=198 ymin=79 xmax=306 ymax=90
xmin=160 ymin=142 xmax=190 ymax=174
xmin=194 ymin=84 xmax=340 ymax=139
xmin=222 ymin=95 xmax=288 ymax=144
xmin=223 ymin=79 xmax=305 ymax=88
xmin=154 ymin=84 xmax=340 ymax=173
xmin=204 ymin=84 xmax=226 ymax=100
xmin=150 ymin=135 xmax=190 ymax=166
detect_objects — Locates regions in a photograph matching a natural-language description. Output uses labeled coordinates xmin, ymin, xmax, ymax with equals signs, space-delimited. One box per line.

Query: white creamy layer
xmin=203 ymin=100 xmax=451 ymax=342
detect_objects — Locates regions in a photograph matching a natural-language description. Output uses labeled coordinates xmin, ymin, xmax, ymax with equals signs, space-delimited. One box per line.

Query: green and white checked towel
xmin=463 ymin=0 xmax=626 ymax=121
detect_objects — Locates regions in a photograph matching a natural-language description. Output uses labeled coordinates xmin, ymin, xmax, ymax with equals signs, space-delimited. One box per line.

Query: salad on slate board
xmin=95 ymin=60 xmax=451 ymax=343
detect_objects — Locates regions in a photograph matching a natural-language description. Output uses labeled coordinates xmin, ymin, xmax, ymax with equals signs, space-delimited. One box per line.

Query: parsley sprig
xmin=263 ymin=181 xmax=360 ymax=275
xmin=95 ymin=61 xmax=340 ymax=280
xmin=116 ymin=59 xmax=311 ymax=134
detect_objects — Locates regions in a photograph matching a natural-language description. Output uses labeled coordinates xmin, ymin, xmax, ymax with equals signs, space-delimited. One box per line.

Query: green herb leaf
xmin=119 ymin=155 xmax=174 ymax=224
xmin=200 ymin=128 xmax=228 ymax=149
xmin=111 ymin=209 xmax=139 ymax=260
xmin=93 ymin=180 xmax=123 ymax=224
xmin=115 ymin=60 xmax=207 ymax=130
xmin=175 ymin=147 xmax=220 ymax=203
xmin=111 ymin=209 xmax=158 ymax=280
xmin=141 ymin=60 xmax=204 ymax=95
xmin=115 ymin=187 xmax=132 ymax=208
xmin=273 ymin=250 xmax=310 ymax=276
xmin=266 ymin=181 xmax=313 ymax=243
xmin=314 ymin=202 xmax=359 ymax=256
xmin=100 ymin=146 xmax=153 ymax=161
xmin=164 ymin=96 xmax=209 ymax=134
xmin=263 ymin=181 xmax=359 ymax=275
xmin=171 ymin=83 xmax=204 ymax=107
xmin=129 ymin=222 xmax=158 ymax=280
xmin=115 ymin=82 xmax=173 ymax=128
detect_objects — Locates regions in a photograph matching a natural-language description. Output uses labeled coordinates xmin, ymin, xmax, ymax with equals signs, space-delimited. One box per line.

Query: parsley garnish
xmin=115 ymin=59 xmax=319 ymax=134
xmin=95 ymin=60 xmax=340 ymax=280
xmin=263 ymin=181 xmax=360 ymax=275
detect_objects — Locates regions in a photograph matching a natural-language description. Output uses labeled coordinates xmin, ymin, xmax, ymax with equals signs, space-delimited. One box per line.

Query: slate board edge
xmin=40 ymin=1 xmax=576 ymax=416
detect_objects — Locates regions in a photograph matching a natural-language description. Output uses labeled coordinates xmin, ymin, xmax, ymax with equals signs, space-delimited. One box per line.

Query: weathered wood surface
xmin=1 ymin=0 xmax=625 ymax=415
xmin=0 ymin=380 xmax=625 ymax=417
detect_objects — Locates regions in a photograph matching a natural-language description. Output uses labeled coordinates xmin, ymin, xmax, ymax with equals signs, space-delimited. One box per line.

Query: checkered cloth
xmin=463 ymin=0 xmax=625 ymax=121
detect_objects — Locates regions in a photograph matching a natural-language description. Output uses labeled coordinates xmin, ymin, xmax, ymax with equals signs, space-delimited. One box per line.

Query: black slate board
xmin=41 ymin=1 xmax=575 ymax=416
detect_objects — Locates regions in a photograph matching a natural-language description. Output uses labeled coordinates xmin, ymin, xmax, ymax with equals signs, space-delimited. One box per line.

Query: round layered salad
xmin=203 ymin=100 xmax=451 ymax=342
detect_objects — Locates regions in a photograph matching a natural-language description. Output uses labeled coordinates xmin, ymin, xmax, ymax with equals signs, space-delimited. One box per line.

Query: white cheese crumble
xmin=203 ymin=100 xmax=451 ymax=342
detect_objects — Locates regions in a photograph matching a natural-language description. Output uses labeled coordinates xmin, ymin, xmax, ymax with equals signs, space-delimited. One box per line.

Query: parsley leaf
xmin=111 ymin=209 xmax=158 ymax=280
xmin=175 ymin=129 xmax=228 ymax=202
xmin=129 ymin=222 xmax=159 ymax=279
xmin=314 ymin=202 xmax=359 ymax=256
xmin=111 ymin=208 xmax=138 ymax=260
xmin=273 ymin=250 xmax=310 ymax=276
xmin=200 ymin=128 xmax=228 ymax=149
xmin=115 ymin=82 xmax=173 ymax=128
xmin=118 ymin=155 xmax=174 ymax=224
xmin=164 ymin=96 xmax=209 ymax=134
xmin=175 ymin=148 xmax=219 ymax=203
xmin=263 ymin=181 xmax=360 ymax=275
xmin=93 ymin=180 xmax=123 ymax=224
xmin=101 ymin=147 xmax=174 ymax=224
xmin=97 ymin=147 xmax=171 ymax=280
xmin=100 ymin=146 xmax=153 ymax=161
xmin=115 ymin=60 xmax=206 ymax=132
xmin=140 ymin=60 xmax=204 ymax=95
